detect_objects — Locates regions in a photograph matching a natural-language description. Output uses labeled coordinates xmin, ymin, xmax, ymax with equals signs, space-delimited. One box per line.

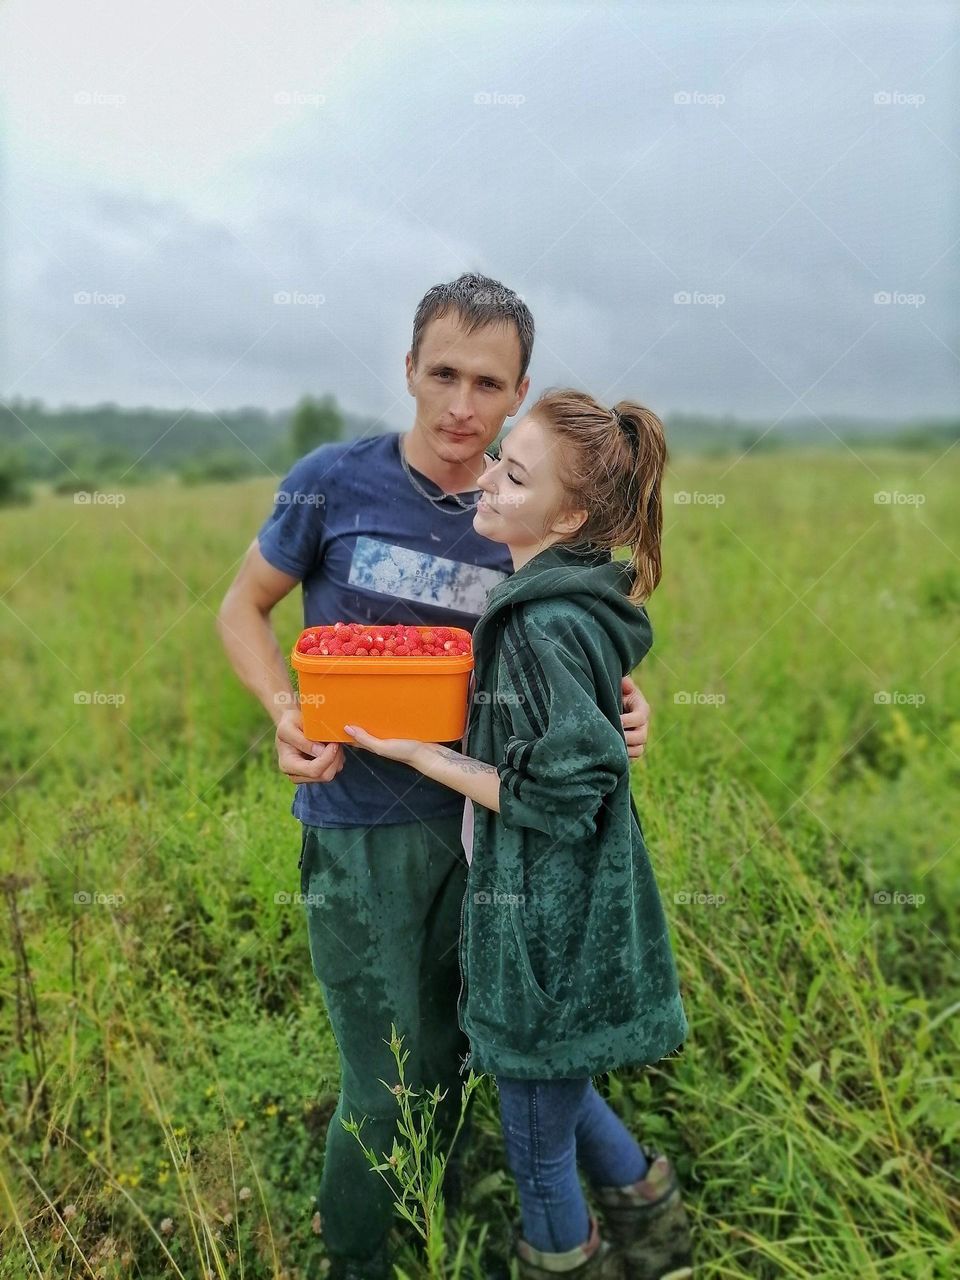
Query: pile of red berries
xmin=296 ymin=622 xmax=471 ymax=658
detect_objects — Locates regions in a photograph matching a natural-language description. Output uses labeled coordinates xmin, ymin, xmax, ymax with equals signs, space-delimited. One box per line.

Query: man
xmin=217 ymin=273 xmax=652 ymax=1278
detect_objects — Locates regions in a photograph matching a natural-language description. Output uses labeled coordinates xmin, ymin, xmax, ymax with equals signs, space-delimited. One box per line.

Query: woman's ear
xmin=554 ymin=506 xmax=589 ymax=538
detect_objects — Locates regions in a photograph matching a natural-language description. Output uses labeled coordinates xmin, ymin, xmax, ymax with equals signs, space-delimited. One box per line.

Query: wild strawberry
xmin=299 ymin=623 xmax=471 ymax=657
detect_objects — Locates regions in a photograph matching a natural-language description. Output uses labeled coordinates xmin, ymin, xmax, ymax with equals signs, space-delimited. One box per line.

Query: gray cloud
xmin=2 ymin=1 xmax=956 ymax=421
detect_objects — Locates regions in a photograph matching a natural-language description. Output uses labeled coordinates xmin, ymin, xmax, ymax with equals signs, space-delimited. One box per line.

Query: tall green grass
xmin=1 ymin=452 xmax=957 ymax=1276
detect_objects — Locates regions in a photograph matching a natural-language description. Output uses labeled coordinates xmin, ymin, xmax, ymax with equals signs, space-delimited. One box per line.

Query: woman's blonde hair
xmin=530 ymin=387 xmax=668 ymax=606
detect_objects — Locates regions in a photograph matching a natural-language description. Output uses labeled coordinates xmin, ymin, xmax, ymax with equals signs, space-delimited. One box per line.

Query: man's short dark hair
xmin=410 ymin=272 xmax=534 ymax=387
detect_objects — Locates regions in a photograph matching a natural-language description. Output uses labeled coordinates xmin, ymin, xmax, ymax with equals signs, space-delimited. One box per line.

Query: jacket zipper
xmin=456 ymin=868 xmax=472 ymax=1077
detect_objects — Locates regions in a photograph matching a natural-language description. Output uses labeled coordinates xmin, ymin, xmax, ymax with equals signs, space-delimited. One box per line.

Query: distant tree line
xmin=0 ymin=394 xmax=384 ymax=505
xmin=0 ymin=396 xmax=956 ymax=507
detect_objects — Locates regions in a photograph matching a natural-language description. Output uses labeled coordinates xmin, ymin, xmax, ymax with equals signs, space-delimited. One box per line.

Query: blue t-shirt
xmin=257 ymin=431 xmax=514 ymax=828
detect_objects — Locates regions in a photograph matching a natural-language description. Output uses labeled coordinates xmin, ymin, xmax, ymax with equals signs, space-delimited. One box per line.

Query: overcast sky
xmin=0 ymin=0 xmax=956 ymax=426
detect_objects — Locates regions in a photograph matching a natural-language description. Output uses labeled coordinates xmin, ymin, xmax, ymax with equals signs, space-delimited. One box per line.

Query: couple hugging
xmin=218 ymin=272 xmax=693 ymax=1280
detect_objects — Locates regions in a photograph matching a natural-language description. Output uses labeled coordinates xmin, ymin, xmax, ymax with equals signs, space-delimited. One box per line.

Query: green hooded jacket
xmin=458 ymin=539 xmax=688 ymax=1080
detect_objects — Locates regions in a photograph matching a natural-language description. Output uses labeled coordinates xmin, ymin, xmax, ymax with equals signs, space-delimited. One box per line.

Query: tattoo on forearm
xmin=434 ymin=746 xmax=497 ymax=776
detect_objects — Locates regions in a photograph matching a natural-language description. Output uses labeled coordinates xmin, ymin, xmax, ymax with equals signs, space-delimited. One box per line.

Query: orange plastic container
xmin=290 ymin=626 xmax=475 ymax=743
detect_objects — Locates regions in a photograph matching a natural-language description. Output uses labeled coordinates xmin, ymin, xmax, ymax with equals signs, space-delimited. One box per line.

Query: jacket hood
xmin=479 ymin=540 xmax=653 ymax=672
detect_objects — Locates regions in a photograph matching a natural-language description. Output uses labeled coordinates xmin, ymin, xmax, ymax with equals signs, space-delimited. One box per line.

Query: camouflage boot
xmin=592 ymin=1147 xmax=694 ymax=1280
xmin=515 ymin=1214 xmax=625 ymax=1280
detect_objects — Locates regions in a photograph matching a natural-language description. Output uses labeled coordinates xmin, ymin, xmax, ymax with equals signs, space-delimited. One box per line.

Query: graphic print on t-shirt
xmin=348 ymin=536 xmax=505 ymax=617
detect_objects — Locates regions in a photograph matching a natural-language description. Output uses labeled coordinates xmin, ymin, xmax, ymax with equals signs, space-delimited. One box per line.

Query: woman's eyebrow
xmin=502 ymin=453 xmax=529 ymax=473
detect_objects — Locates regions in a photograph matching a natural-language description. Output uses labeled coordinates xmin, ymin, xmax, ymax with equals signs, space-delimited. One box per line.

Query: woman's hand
xmin=342 ymin=723 xmax=437 ymax=768
xmin=345 ymin=730 xmax=502 ymax=812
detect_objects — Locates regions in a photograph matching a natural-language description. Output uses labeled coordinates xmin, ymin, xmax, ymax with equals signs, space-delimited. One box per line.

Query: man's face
xmin=405 ymin=312 xmax=529 ymax=461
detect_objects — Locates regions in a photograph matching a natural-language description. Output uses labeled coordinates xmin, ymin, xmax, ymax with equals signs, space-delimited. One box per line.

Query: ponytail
xmin=611 ymin=401 xmax=667 ymax=605
xmin=530 ymin=389 xmax=668 ymax=605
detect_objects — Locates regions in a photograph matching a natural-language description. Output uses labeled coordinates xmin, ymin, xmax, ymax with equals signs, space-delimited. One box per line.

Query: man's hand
xmin=621 ymin=675 xmax=651 ymax=760
xmin=276 ymin=707 xmax=344 ymax=784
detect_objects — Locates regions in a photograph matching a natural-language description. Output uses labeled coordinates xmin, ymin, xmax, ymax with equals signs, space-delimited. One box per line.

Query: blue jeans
xmin=496 ymin=1076 xmax=649 ymax=1252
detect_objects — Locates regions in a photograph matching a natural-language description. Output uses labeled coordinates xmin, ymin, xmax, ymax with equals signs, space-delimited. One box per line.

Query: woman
xmin=345 ymin=389 xmax=693 ymax=1280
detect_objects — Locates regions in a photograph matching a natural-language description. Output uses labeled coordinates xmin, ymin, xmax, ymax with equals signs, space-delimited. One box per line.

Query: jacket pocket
xmin=510 ymin=904 xmax=565 ymax=1013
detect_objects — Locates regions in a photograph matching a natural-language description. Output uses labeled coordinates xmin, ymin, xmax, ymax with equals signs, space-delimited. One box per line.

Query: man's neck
xmin=400 ymin=427 xmax=488 ymax=494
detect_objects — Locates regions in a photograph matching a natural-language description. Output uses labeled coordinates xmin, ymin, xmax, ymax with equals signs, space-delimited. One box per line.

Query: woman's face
xmin=474 ymin=415 xmax=587 ymax=557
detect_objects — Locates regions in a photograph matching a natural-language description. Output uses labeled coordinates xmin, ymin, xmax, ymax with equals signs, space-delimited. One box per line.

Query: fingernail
xmin=311 ymin=742 xmax=325 ymax=755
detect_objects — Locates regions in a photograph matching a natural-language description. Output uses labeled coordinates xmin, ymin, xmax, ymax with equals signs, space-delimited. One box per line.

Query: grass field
xmin=1 ymin=449 xmax=958 ymax=1277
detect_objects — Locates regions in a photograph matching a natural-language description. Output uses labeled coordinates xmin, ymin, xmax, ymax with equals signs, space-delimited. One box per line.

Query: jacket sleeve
xmin=495 ymin=621 xmax=629 ymax=843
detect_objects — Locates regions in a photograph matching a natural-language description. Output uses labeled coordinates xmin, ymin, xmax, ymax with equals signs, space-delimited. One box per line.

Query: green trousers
xmin=299 ymin=813 xmax=471 ymax=1263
